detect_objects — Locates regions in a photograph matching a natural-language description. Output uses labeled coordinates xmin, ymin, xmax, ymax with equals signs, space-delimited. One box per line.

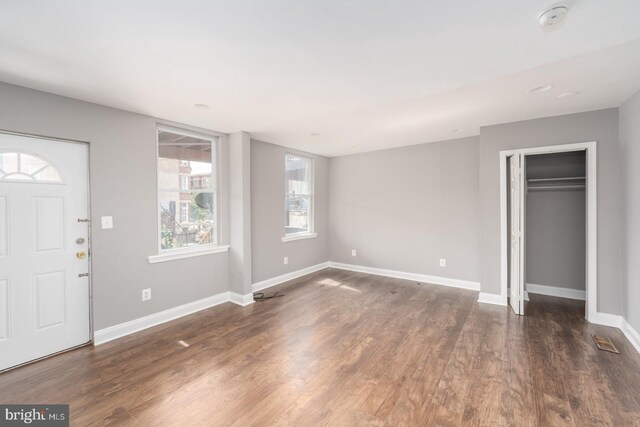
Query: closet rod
xmin=528 ymin=185 xmax=585 ymax=191
xmin=527 ymin=176 xmax=585 ymax=183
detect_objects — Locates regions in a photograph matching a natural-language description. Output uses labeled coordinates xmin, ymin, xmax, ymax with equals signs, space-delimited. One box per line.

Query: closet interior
xmin=524 ymin=150 xmax=587 ymax=315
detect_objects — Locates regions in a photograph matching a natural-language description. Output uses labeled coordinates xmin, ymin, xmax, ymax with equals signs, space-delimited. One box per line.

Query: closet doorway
xmin=499 ymin=142 xmax=597 ymax=321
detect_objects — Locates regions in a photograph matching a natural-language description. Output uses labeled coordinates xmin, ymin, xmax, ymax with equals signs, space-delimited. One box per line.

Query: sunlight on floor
xmin=317 ymin=278 xmax=361 ymax=293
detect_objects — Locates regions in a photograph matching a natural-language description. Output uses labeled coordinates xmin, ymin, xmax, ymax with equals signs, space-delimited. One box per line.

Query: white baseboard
xmin=328 ymin=261 xmax=480 ymax=291
xmin=589 ymin=312 xmax=640 ymax=354
xmin=94 ymin=291 xmax=230 ymax=345
xmin=478 ymin=292 xmax=507 ymax=306
xmin=251 ymin=262 xmax=330 ymax=292
xmin=589 ymin=311 xmax=624 ymax=328
xmin=229 ymin=292 xmax=255 ymax=306
xmin=527 ymin=283 xmax=586 ymax=301
xmin=621 ymin=319 xmax=640 ymax=354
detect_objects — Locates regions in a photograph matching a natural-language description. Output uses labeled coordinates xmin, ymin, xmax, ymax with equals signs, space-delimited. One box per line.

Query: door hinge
xmin=77 ymin=218 xmax=90 ymax=223
xmin=78 ymin=273 xmax=90 ymax=278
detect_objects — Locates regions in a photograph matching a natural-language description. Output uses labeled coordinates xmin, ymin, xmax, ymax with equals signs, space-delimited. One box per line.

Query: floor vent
xmin=592 ymin=336 xmax=619 ymax=354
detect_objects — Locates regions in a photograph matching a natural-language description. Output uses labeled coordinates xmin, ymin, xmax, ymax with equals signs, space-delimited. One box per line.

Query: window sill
xmin=281 ymin=232 xmax=318 ymax=243
xmin=148 ymin=245 xmax=230 ymax=264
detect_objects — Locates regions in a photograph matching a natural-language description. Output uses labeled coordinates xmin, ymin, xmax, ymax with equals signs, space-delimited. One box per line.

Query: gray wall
xmin=479 ymin=109 xmax=622 ymax=315
xmin=250 ymin=140 xmax=329 ymax=283
xmin=526 ymin=190 xmax=585 ymax=290
xmin=1 ymin=80 xmax=630 ymax=331
xmin=0 ymin=82 xmax=230 ymax=330
xmin=328 ymin=137 xmax=480 ymax=283
xmin=620 ymin=90 xmax=640 ymax=332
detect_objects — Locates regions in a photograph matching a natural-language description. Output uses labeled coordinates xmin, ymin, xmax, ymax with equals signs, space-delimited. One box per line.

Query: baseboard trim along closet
xmin=527 ymin=283 xmax=586 ymax=301
xmin=94 ymin=291 xmax=251 ymax=345
xmin=328 ymin=262 xmax=480 ymax=291
xmin=477 ymin=292 xmax=507 ymax=306
xmin=251 ymin=262 xmax=330 ymax=292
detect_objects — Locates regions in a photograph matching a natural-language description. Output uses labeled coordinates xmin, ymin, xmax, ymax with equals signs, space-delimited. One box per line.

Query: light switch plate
xmin=101 ymin=216 xmax=113 ymax=229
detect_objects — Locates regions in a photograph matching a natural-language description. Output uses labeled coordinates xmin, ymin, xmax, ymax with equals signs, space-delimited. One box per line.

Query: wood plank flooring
xmin=1 ymin=268 xmax=639 ymax=426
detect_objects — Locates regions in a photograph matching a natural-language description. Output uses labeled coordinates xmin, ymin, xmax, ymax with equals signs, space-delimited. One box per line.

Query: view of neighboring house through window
xmin=285 ymin=153 xmax=313 ymax=235
xmin=157 ymin=126 xmax=218 ymax=251
xmin=180 ymin=201 xmax=190 ymax=223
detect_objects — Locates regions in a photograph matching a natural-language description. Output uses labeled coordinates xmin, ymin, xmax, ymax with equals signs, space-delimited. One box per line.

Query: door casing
xmin=499 ymin=141 xmax=597 ymax=321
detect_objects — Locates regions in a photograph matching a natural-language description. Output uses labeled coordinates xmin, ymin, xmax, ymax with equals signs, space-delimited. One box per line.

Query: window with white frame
xmin=285 ymin=153 xmax=313 ymax=235
xmin=157 ymin=125 xmax=218 ymax=251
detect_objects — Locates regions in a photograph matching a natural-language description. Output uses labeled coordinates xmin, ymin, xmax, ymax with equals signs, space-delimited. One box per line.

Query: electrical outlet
xmin=284 ymin=257 xmax=289 ymax=265
xmin=439 ymin=258 xmax=447 ymax=267
xmin=142 ymin=288 xmax=151 ymax=301
xmin=352 ymin=249 xmax=357 ymax=257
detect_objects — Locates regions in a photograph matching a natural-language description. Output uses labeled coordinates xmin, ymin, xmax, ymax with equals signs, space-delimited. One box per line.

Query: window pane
xmin=285 ymin=154 xmax=312 ymax=235
xmin=0 ymin=152 xmax=62 ymax=183
xmin=20 ymin=154 xmax=49 ymax=175
xmin=0 ymin=153 xmax=18 ymax=174
xmin=286 ymin=194 xmax=310 ymax=234
xmin=158 ymin=129 xmax=217 ymax=250
xmin=286 ymin=155 xmax=311 ymax=195
xmin=33 ymin=165 xmax=62 ymax=182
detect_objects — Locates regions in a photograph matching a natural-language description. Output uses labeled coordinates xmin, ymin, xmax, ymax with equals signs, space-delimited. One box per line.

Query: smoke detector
xmin=538 ymin=4 xmax=569 ymax=31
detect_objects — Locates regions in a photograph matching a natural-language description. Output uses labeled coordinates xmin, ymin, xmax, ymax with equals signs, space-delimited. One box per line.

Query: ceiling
xmin=1 ymin=0 xmax=639 ymax=157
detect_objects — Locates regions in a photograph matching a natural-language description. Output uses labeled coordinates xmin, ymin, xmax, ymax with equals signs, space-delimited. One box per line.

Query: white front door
xmin=0 ymin=133 xmax=91 ymax=371
xmin=509 ymin=153 xmax=525 ymax=315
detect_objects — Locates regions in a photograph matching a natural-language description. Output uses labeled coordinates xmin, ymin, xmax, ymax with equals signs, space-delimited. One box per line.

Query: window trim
xmin=283 ymin=152 xmax=315 ymax=240
xmin=148 ymin=244 xmax=230 ymax=264
xmin=153 ymin=123 xmax=224 ymax=259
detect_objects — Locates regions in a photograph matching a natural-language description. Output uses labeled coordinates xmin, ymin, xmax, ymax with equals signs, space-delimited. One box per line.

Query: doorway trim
xmin=499 ymin=141 xmax=596 ymax=321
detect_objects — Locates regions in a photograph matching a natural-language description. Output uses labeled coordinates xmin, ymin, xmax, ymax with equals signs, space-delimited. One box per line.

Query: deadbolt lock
xmin=76 ymin=250 xmax=87 ymax=259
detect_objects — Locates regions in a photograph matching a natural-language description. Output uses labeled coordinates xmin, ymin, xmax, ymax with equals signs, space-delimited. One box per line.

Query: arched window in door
xmin=0 ymin=152 xmax=63 ymax=183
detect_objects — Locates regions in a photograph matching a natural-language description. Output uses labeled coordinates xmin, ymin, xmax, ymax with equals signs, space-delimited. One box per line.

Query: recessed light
xmin=451 ymin=128 xmax=464 ymax=133
xmin=194 ymin=103 xmax=210 ymax=110
xmin=311 ymin=133 xmax=320 ymax=137
xmin=558 ymin=91 xmax=580 ymax=99
xmin=527 ymin=85 xmax=553 ymax=94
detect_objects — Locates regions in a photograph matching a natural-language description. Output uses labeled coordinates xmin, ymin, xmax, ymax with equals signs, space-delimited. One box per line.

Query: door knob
xmin=76 ymin=251 xmax=87 ymax=259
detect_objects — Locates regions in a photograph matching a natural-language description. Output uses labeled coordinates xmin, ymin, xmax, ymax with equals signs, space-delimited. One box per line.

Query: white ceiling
xmin=1 ymin=0 xmax=639 ymax=156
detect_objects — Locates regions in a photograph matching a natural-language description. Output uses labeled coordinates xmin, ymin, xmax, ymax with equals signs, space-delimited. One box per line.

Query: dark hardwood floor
xmin=1 ymin=268 xmax=639 ymax=426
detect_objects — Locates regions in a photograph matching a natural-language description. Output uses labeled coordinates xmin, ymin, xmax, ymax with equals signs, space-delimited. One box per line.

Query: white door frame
xmin=499 ymin=141 xmax=596 ymax=321
xmin=0 ymin=129 xmax=94 ymax=347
